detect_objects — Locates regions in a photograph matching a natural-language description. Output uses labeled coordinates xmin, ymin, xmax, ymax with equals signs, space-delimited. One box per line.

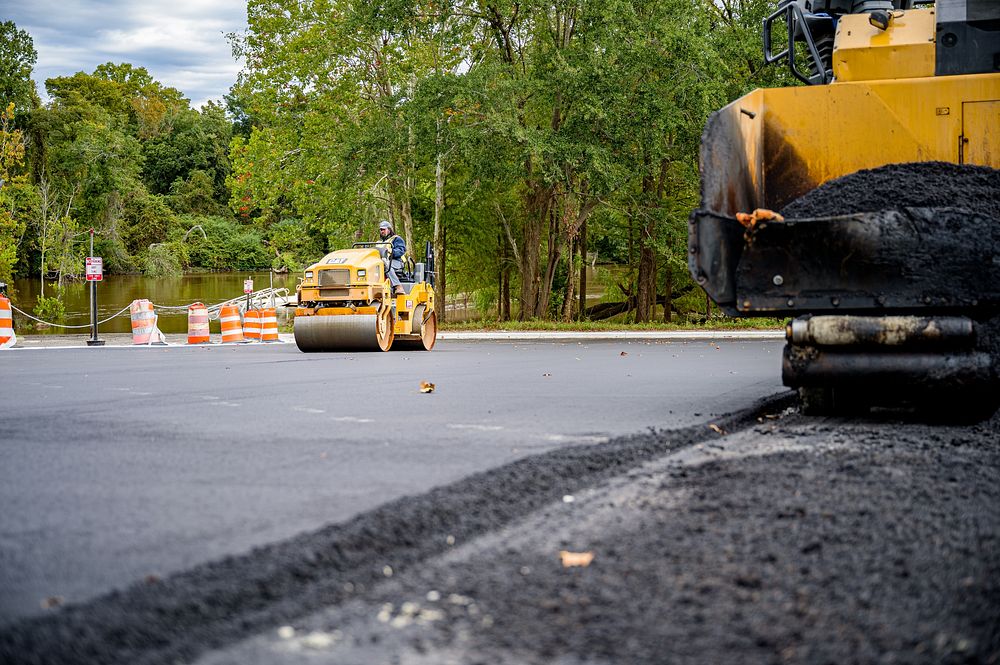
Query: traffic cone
xmin=260 ymin=307 xmax=279 ymax=342
xmin=187 ymin=302 xmax=210 ymax=344
xmin=129 ymin=299 xmax=166 ymax=345
xmin=0 ymin=296 xmax=15 ymax=349
xmin=219 ymin=304 xmax=244 ymax=343
xmin=243 ymin=309 xmax=262 ymax=341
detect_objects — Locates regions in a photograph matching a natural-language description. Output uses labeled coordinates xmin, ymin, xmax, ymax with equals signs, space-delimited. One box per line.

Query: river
xmin=8 ymin=264 xmax=620 ymax=335
xmin=8 ymin=272 xmax=298 ymax=335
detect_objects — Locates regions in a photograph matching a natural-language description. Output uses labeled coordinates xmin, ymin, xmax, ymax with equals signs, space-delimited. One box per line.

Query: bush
xmin=33 ymin=295 xmax=66 ymax=323
xmin=178 ymin=215 xmax=271 ymax=271
xmin=143 ymin=243 xmax=183 ymax=277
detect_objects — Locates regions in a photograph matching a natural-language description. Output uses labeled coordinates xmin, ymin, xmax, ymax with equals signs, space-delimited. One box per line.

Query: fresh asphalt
xmin=0 ymin=333 xmax=785 ymax=624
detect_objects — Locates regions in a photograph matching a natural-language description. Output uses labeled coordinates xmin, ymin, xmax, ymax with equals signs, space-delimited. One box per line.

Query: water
xmin=9 ymin=272 xmax=299 ymax=335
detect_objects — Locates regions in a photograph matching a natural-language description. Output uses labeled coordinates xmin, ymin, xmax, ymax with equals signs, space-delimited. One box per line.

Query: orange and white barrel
xmin=260 ymin=307 xmax=278 ymax=342
xmin=243 ymin=309 xmax=262 ymax=341
xmin=130 ymin=299 xmax=163 ymax=345
xmin=187 ymin=302 xmax=210 ymax=344
xmin=0 ymin=295 xmax=15 ymax=349
xmin=219 ymin=304 xmax=244 ymax=343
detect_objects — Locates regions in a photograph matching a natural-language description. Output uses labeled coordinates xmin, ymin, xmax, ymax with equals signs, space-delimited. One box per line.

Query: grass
xmin=439 ymin=316 xmax=785 ymax=332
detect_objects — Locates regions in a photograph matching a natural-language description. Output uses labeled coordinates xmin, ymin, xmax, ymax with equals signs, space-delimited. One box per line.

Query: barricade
xmin=187 ymin=302 xmax=210 ymax=344
xmin=0 ymin=296 xmax=15 ymax=349
xmin=219 ymin=304 xmax=244 ymax=343
xmin=130 ymin=299 xmax=165 ymax=345
xmin=243 ymin=309 xmax=262 ymax=341
xmin=260 ymin=307 xmax=278 ymax=342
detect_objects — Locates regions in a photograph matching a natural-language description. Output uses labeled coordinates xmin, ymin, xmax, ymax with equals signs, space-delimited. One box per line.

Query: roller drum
xmin=294 ymin=314 xmax=390 ymax=352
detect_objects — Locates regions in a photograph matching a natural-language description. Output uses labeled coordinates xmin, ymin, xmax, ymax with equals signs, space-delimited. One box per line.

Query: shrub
xmin=143 ymin=243 xmax=183 ymax=277
xmin=33 ymin=295 xmax=65 ymax=323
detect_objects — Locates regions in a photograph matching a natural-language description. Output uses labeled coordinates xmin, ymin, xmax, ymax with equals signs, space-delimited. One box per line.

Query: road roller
xmin=293 ymin=241 xmax=437 ymax=352
xmin=688 ymin=0 xmax=1000 ymax=416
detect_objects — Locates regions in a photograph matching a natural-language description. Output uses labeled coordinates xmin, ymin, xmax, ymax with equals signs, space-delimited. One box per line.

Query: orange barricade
xmin=260 ymin=307 xmax=278 ymax=342
xmin=130 ymin=299 xmax=165 ymax=345
xmin=243 ymin=309 xmax=262 ymax=341
xmin=219 ymin=304 xmax=244 ymax=343
xmin=0 ymin=296 xmax=15 ymax=349
xmin=187 ymin=302 xmax=210 ymax=344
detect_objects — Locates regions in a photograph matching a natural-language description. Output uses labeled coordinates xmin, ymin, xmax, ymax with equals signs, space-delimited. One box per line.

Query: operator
xmin=378 ymin=220 xmax=406 ymax=296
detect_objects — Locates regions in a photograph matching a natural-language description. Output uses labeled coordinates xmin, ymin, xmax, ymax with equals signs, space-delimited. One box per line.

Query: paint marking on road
xmin=293 ymin=406 xmax=326 ymax=414
xmin=209 ymin=401 xmax=241 ymax=407
xmin=133 ymin=392 xmax=152 ymax=396
xmin=42 ymin=385 xmax=64 ymax=389
xmin=201 ymin=396 xmax=221 ymax=400
xmin=448 ymin=424 xmax=504 ymax=431
xmin=330 ymin=416 xmax=374 ymax=423
xmin=544 ymin=434 xmax=610 ymax=444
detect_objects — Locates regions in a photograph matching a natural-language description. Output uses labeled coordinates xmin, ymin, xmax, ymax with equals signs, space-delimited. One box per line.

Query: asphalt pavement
xmin=0 ymin=335 xmax=784 ymax=624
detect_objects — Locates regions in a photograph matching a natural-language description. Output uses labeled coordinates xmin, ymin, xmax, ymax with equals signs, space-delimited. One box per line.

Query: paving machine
xmin=688 ymin=0 xmax=1000 ymax=415
xmin=293 ymin=241 xmax=437 ymax=352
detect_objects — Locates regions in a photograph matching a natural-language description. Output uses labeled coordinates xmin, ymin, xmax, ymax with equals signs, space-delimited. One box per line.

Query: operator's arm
xmin=392 ymin=236 xmax=406 ymax=259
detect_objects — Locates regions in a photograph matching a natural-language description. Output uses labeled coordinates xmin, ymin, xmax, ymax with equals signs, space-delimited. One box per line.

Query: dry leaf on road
xmin=620 ymin=351 xmax=628 ymax=357
xmin=708 ymin=423 xmax=727 ymax=435
xmin=419 ymin=381 xmax=435 ymax=393
xmin=560 ymin=550 xmax=595 ymax=568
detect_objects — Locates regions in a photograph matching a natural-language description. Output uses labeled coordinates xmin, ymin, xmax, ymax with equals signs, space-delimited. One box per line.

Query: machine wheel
xmin=375 ymin=305 xmax=394 ymax=351
xmin=393 ymin=304 xmax=437 ymax=351
xmin=414 ymin=305 xmax=437 ymax=351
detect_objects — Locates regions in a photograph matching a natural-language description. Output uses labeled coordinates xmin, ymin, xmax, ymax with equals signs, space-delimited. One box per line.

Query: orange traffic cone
xmin=187 ymin=302 xmax=210 ymax=344
xmin=130 ymin=299 xmax=165 ymax=345
xmin=0 ymin=296 xmax=15 ymax=349
xmin=260 ymin=307 xmax=278 ymax=342
xmin=220 ymin=304 xmax=244 ymax=343
xmin=243 ymin=309 xmax=262 ymax=341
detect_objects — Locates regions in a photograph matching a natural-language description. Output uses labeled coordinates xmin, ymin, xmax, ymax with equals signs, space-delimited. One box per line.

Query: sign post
xmin=244 ymin=277 xmax=253 ymax=312
xmin=85 ymin=229 xmax=105 ymax=346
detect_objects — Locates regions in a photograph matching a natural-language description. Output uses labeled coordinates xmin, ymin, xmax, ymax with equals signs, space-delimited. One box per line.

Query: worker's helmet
xmin=379 ymin=220 xmax=392 ymax=234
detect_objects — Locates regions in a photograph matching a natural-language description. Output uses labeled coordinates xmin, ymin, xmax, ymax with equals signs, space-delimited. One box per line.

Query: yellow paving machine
xmin=689 ymin=0 xmax=1000 ymax=415
xmin=293 ymin=241 xmax=437 ymax=352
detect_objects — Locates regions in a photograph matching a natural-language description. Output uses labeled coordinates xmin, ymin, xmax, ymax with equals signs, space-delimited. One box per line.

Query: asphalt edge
xmin=0 ymin=390 xmax=798 ymax=665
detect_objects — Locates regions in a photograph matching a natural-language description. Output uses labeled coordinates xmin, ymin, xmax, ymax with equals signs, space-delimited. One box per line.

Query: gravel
xmin=780 ymin=162 xmax=1000 ymax=219
xmin=5 ymin=393 xmax=997 ymax=665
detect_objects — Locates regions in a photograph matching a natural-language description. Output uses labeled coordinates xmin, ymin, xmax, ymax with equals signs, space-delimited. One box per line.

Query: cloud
xmin=3 ymin=0 xmax=247 ymax=109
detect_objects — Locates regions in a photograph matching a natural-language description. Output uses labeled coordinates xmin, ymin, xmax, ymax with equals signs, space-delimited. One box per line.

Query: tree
xmin=0 ymin=21 xmax=39 ymax=113
xmin=0 ymin=102 xmax=34 ymax=283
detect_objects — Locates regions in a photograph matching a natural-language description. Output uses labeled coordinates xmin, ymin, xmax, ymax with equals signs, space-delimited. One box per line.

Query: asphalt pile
xmin=6 ymin=392 xmax=996 ymax=665
xmin=780 ymin=161 xmax=1000 ymax=218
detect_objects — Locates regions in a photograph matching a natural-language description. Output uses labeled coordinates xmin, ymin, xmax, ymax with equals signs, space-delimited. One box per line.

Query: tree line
xmin=0 ymin=1 xmax=792 ymax=322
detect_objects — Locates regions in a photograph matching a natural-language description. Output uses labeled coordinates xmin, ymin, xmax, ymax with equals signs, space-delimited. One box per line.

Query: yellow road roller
xmin=293 ymin=241 xmax=437 ymax=352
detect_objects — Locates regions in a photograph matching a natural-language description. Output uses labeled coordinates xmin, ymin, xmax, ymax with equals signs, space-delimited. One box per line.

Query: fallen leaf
xmin=708 ymin=423 xmax=727 ymax=435
xmin=560 ymin=550 xmax=595 ymax=568
xmin=144 ymin=574 xmax=160 ymax=585
xmin=419 ymin=381 xmax=435 ymax=393
xmin=41 ymin=596 xmax=64 ymax=609
xmin=619 ymin=351 xmax=628 ymax=356
xmin=542 ymin=373 xmax=551 ymax=377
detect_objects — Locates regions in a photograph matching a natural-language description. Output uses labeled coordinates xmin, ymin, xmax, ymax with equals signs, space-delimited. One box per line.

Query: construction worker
xmin=378 ymin=221 xmax=406 ymax=296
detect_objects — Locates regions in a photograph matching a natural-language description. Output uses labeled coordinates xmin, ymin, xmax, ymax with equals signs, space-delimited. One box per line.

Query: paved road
xmin=0 ymin=338 xmax=784 ymax=623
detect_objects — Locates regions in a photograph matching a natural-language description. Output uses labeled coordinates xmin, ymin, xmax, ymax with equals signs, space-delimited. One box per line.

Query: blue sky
xmin=1 ymin=0 xmax=247 ymax=109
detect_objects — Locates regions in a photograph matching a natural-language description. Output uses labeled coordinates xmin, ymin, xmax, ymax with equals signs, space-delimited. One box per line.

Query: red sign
xmin=85 ymin=257 xmax=103 ymax=282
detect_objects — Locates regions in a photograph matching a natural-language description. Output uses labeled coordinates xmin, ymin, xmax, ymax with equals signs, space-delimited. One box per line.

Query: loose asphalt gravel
xmin=2 ymin=391 xmax=997 ymax=665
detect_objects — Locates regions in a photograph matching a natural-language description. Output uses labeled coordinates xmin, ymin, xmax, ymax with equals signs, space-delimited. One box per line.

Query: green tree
xmin=0 ymin=21 xmax=39 ymax=113
xmin=0 ymin=102 xmax=34 ymax=283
